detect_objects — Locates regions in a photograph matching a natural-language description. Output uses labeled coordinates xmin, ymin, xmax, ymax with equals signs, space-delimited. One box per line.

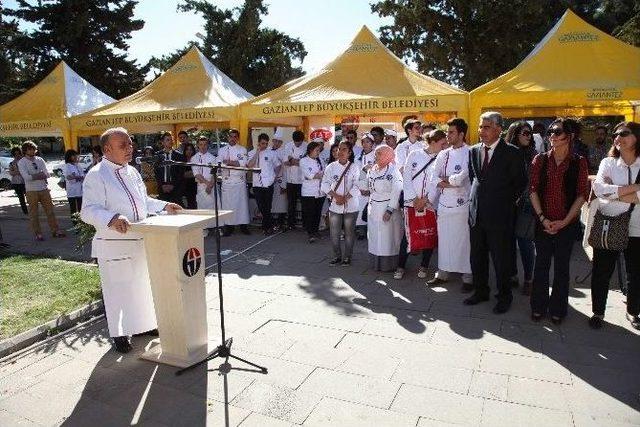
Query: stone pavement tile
xmin=204 ymin=400 xmax=252 ymax=427
xmin=0 ymin=351 xmax=50 ymax=379
xmin=335 ymin=350 xmax=402 ymax=380
xmin=390 ymin=383 xmax=484 ymax=425
xmin=0 ymin=410 xmax=42 ymax=426
xmin=428 ymin=299 xmax=473 ymax=317
xmin=416 ymin=417 xmax=461 ymax=426
xmin=560 ymin=327 xmax=639 ymax=353
xmin=506 ymin=376 xmax=570 ymax=410
xmin=260 ymin=307 xmax=369 ymax=333
xmin=571 ymin=411 xmax=640 ymax=427
xmin=467 ymin=371 xmax=509 ymax=400
xmin=391 ymin=359 xmax=473 ymax=394
xmin=211 ymin=287 xmax=278 ymax=315
xmin=480 ymin=399 xmax=573 ymax=426
xmin=0 ymin=353 xmax=73 ymax=400
xmin=58 ymin=396 xmax=146 ymax=427
xmin=34 ymin=357 xmax=104 ymax=390
xmin=207 ymin=309 xmax=272 ymax=337
xmin=358 ymin=317 xmax=434 ymax=342
xmin=238 ymin=411 xmax=295 ymax=427
xmin=212 ymin=273 xmax=287 ymax=294
xmin=230 ymin=381 xmax=323 ymax=424
xmin=279 ymin=337 xmax=355 ymax=370
xmin=251 ymin=319 xmax=348 ymax=345
xmin=303 ymin=396 xmax=418 ymax=427
xmin=541 ymin=340 xmax=640 ymax=372
xmin=258 ymin=293 xmax=370 ymax=319
xmin=500 ymin=320 xmax=562 ymax=344
xmin=231 ymin=330 xmax=296 ymax=359
xmin=479 ymin=351 xmax=572 ymax=384
xmin=297 ymin=367 xmax=402 ymax=409
xmin=187 ymin=367 xmax=257 ymax=404
xmin=227 ymin=352 xmax=316 ymax=390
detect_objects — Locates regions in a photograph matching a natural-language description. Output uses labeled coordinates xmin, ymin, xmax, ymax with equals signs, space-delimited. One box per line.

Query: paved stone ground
xmin=1 ymin=191 xmax=639 ymax=426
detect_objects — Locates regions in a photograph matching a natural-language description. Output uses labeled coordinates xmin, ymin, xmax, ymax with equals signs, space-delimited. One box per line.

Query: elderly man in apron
xmin=218 ymin=128 xmax=250 ymax=236
xmin=81 ymin=127 xmax=182 ymax=353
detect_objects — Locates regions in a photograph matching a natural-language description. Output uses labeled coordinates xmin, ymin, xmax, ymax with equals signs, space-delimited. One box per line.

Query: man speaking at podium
xmin=81 ymin=127 xmax=182 ymax=353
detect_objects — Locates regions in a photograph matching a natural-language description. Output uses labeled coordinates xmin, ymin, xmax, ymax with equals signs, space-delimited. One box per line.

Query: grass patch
xmin=0 ymin=253 xmax=101 ymax=340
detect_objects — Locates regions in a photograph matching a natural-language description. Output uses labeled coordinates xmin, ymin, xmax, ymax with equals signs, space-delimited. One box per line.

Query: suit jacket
xmin=468 ymin=139 xmax=527 ymax=229
xmin=154 ymin=149 xmax=186 ymax=192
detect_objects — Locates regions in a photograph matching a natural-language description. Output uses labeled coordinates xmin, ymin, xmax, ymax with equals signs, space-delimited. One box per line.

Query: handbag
xmin=588 ymin=169 xmax=640 ymax=251
xmin=514 ymin=197 xmax=536 ymax=240
xmin=404 ymin=206 xmax=437 ymax=252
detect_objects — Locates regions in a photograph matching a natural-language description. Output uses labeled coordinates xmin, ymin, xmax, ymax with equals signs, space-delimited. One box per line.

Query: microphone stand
xmin=150 ymin=158 xmax=268 ymax=376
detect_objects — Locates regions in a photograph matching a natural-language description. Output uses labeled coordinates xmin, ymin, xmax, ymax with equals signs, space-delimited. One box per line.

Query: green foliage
xmin=5 ymin=0 xmax=148 ymax=99
xmin=70 ymin=213 xmax=96 ymax=252
xmin=146 ymin=0 xmax=307 ymax=95
xmin=371 ymin=0 xmax=640 ymax=90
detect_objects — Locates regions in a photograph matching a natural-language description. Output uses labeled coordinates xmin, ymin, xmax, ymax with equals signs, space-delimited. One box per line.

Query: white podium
xmin=129 ymin=210 xmax=230 ymax=367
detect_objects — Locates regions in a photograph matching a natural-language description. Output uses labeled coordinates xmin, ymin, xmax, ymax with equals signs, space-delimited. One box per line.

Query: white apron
xmin=220 ymin=181 xmax=250 ymax=225
xmin=271 ymin=175 xmax=288 ymax=213
xmin=367 ymin=164 xmax=403 ymax=256
xmin=196 ymin=184 xmax=215 ymax=210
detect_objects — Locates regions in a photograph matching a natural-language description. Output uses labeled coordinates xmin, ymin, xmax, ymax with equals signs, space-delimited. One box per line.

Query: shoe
xmin=113 ymin=336 xmax=132 ymax=353
xmin=588 ymin=315 xmax=603 ymax=329
xmin=35 ymin=234 xmax=45 ymax=241
xmin=427 ymin=276 xmax=447 ymax=285
xmin=417 ymin=267 xmax=428 ymax=279
xmin=222 ymin=226 xmax=233 ymax=237
xmin=133 ymin=328 xmax=159 ymax=337
xmin=531 ymin=313 xmax=543 ymax=322
xmin=393 ymin=268 xmax=405 ymax=280
xmin=626 ymin=313 xmax=640 ymax=330
xmin=551 ymin=316 xmax=562 ymax=325
xmin=522 ymin=281 xmax=533 ymax=296
xmin=463 ymin=293 xmax=489 ymax=305
xmin=240 ymin=226 xmax=251 ymax=235
xmin=461 ymin=282 xmax=474 ymax=293
xmin=329 ymin=257 xmax=341 ymax=266
xmin=341 ymin=257 xmax=351 ymax=266
xmin=493 ymin=300 xmax=512 ymax=314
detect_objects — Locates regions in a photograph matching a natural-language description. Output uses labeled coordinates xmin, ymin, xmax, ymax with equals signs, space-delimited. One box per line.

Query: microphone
xmin=135 ymin=154 xmax=165 ymax=165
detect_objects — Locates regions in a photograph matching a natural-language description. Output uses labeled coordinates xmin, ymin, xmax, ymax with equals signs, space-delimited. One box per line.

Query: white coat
xmin=356 ymin=149 xmax=375 ymax=225
xmin=402 ymin=148 xmax=439 ymax=208
xmin=284 ymin=141 xmax=308 ymax=185
xmin=300 ymin=156 xmax=324 ymax=198
xmin=271 ymin=147 xmax=288 ymax=213
xmin=81 ymin=158 xmax=167 ymax=337
xmin=217 ymin=144 xmax=249 ymax=225
xmin=367 ymin=163 xmax=403 ymax=256
xmin=320 ymin=160 xmax=361 ymax=214
xmin=191 ymin=151 xmax=217 ymax=210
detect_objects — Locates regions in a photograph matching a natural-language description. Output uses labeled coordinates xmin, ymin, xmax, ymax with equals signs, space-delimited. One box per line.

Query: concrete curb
xmin=0 ymin=299 xmax=104 ymax=359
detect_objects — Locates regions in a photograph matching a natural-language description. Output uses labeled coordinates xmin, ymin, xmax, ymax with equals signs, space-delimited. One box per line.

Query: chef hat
xmin=361 ymin=133 xmax=373 ymax=141
xmin=385 ymin=129 xmax=398 ymax=138
xmin=273 ymin=127 xmax=284 ymax=140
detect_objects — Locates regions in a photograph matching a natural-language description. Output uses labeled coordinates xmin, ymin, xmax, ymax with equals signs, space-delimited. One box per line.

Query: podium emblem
xmin=182 ymin=247 xmax=202 ymax=277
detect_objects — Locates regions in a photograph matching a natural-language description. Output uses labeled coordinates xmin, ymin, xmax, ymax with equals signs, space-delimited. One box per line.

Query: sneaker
xmin=329 ymin=257 xmax=341 ymax=266
xmin=341 ymin=257 xmax=351 ymax=266
xmin=426 ymin=276 xmax=447 ymax=285
xmin=589 ymin=315 xmax=604 ymax=329
xmin=112 ymin=336 xmax=132 ymax=353
xmin=417 ymin=267 xmax=428 ymax=279
xmin=626 ymin=313 xmax=640 ymax=330
xmin=393 ymin=268 xmax=405 ymax=279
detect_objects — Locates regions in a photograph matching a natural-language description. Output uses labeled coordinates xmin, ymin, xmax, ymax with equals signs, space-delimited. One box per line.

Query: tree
xmin=147 ymin=0 xmax=307 ymax=96
xmin=0 ymin=6 xmax=36 ymax=104
xmin=6 ymin=0 xmax=148 ymax=99
xmin=371 ymin=0 xmax=639 ymax=90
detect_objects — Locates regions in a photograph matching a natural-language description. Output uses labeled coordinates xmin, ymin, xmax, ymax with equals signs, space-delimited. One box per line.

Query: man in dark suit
xmin=465 ymin=112 xmax=527 ymax=314
xmin=154 ymin=131 xmax=186 ymax=206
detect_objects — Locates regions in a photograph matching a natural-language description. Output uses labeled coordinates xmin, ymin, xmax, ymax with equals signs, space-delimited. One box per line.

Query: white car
xmin=0 ymin=156 xmax=13 ymax=190
xmin=53 ymin=154 xmax=93 ymax=177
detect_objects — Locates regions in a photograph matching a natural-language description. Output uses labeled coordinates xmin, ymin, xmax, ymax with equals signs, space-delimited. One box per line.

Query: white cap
xmin=385 ymin=129 xmax=398 ymax=138
xmin=361 ymin=133 xmax=373 ymax=140
xmin=273 ymin=127 xmax=284 ymax=140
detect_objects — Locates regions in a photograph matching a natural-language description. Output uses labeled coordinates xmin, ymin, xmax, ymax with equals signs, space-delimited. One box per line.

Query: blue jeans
xmin=516 ymin=237 xmax=536 ymax=282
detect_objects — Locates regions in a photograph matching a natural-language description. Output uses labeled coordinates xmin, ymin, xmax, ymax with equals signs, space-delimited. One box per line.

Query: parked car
xmin=52 ymin=154 xmax=93 ymax=177
xmin=0 ymin=156 xmax=13 ymax=190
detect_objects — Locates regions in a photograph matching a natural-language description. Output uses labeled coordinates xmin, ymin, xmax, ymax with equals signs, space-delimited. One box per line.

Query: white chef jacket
xmin=403 ymin=149 xmax=439 ymax=208
xmin=217 ymin=144 xmax=247 ymax=185
xmin=284 ymin=141 xmax=308 ymax=184
xmin=248 ymin=148 xmax=280 ymax=188
xmin=18 ymin=156 xmax=48 ymax=192
xmin=433 ymin=144 xmax=471 ymax=209
xmin=594 ymin=156 xmax=640 ymax=237
xmin=395 ymin=139 xmax=425 ymax=171
xmin=63 ymin=162 xmax=85 ymax=198
xmin=192 ymin=151 xmax=217 ymax=184
xmin=300 ymin=156 xmax=324 ymax=197
xmin=321 ymin=160 xmax=360 ymax=213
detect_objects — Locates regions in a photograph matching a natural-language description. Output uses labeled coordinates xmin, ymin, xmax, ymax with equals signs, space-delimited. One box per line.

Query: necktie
xmin=482 ymin=146 xmax=490 ymax=173
xmin=164 ymin=152 xmax=170 ymax=182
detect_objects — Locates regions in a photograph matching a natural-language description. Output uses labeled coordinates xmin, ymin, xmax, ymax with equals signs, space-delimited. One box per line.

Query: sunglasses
xmin=613 ymin=130 xmax=632 ymax=138
xmin=519 ymin=131 xmax=531 ymax=137
xmin=548 ymin=128 xmax=565 ymax=137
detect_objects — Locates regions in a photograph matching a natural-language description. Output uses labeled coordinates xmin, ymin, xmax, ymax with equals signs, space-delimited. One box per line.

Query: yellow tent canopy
xmin=0 ymin=61 xmax=115 ymax=149
xmin=470 ymin=9 xmax=640 ymax=141
xmin=71 ymin=46 xmax=253 ymax=140
xmin=240 ymin=25 xmax=468 ymax=134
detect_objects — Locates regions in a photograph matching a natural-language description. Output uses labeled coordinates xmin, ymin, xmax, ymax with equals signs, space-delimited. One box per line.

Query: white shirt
xmin=64 ymin=162 xmax=84 ymax=198
xmin=300 ymin=156 xmax=324 ymax=197
xmin=434 ymin=144 xmax=471 ymax=209
xmin=593 ymin=156 xmax=640 ymax=237
xmin=81 ymin=158 xmax=167 ymax=240
xmin=218 ymin=144 xmax=247 ymax=184
xmin=356 ymin=149 xmax=376 ymax=191
xmin=284 ymin=141 xmax=308 ymax=184
xmin=480 ymin=139 xmax=500 ymax=165
xmin=17 ymin=156 xmax=48 ymax=192
xmin=403 ymin=149 xmax=439 ymax=207
xmin=191 ymin=151 xmax=217 ymax=185
xmin=395 ymin=139 xmax=425 ymax=171
xmin=321 ymin=160 xmax=361 ymax=213
xmin=367 ymin=163 xmax=403 ymax=211
xmin=248 ymin=148 xmax=280 ymax=188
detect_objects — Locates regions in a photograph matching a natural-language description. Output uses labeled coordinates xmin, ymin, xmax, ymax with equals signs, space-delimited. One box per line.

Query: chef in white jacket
xmin=355 ymin=134 xmax=375 ymax=238
xmin=192 ymin=135 xmax=217 ymax=210
xmin=217 ymin=128 xmax=250 ymax=235
xmin=270 ymin=129 xmax=288 ymax=229
xmin=81 ymin=127 xmax=181 ymax=353
xmin=429 ymin=119 xmax=473 ymax=290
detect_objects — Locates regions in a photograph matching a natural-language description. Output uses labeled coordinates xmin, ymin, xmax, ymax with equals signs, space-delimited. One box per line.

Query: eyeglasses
xmin=519 ymin=131 xmax=531 ymax=137
xmin=548 ymin=128 xmax=565 ymax=137
xmin=613 ymin=130 xmax=632 ymax=138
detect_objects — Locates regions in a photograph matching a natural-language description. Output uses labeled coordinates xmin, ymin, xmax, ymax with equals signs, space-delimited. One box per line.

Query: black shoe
xmin=531 ymin=313 xmax=543 ymax=322
xmin=308 ymin=236 xmax=317 ymax=243
xmin=240 ymin=225 xmax=251 ymax=235
xmin=329 ymin=257 xmax=341 ymax=266
xmin=493 ymin=300 xmax=512 ymax=314
xmin=222 ymin=226 xmax=233 ymax=237
xmin=509 ymin=277 xmax=519 ymax=288
xmin=463 ymin=293 xmax=489 ymax=305
xmin=427 ymin=277 xmax=447 ymax=286
xmin=113 ymin=336 xmax=132 ymax=353
xmin=588 ymin=315 xmax=603 ymax=329
xmin=341 ymin=257 xmax=351 ymax=266
xmin=461 ymin=282 xmax=474 ymax=293
xmin=551 ymin=316 xmax=563 ymax=325
xmin=357 ymin=234 xmax=366 ymax=241
xmin=133 ymin=328 xmax=159 ymax=337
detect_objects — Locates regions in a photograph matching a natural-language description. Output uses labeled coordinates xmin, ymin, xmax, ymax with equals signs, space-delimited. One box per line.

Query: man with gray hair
xmin=81 ymin=127 xmax=182 ymax=353
xmin=464 ymin=112 xmax=527 ymax=314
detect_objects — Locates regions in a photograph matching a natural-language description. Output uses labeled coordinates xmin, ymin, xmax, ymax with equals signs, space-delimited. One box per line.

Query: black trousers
xmin=301 ymin=196 xmax=324 ymax=236
xmin=68 ymin=197 xmax=82 ymax=216
xmin=253 ymin=185 xmax=274 ymax=231
xmin=470 ymin=222 xmax=515 ymax=303
xmin=591 ymin=236 xmax=640 ymax=317
xmin=530 ymin=223 xmax=577 ymax=318
xmin=398 ymin=233 xmax=433 ymax=269
xmin=13 ymin=183 xmax=28 ymax=214
xmin=286 ymin=183 xmax=302 ymax=227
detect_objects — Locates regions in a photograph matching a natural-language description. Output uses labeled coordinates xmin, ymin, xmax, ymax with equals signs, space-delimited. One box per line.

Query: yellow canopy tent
xmin=71 ymin=46 xmax=257 ymax=143
xmin=239 ymin=25 xmax=468 ymax=136
xmin=0 ymin=61 xmax=115 ymax=150
xmin=470 ymin=9 xmax=640 ymax=141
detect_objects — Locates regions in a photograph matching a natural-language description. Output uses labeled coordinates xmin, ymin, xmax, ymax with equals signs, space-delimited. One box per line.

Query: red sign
xmin=310 ymin=128 xmax=333 ymax=142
